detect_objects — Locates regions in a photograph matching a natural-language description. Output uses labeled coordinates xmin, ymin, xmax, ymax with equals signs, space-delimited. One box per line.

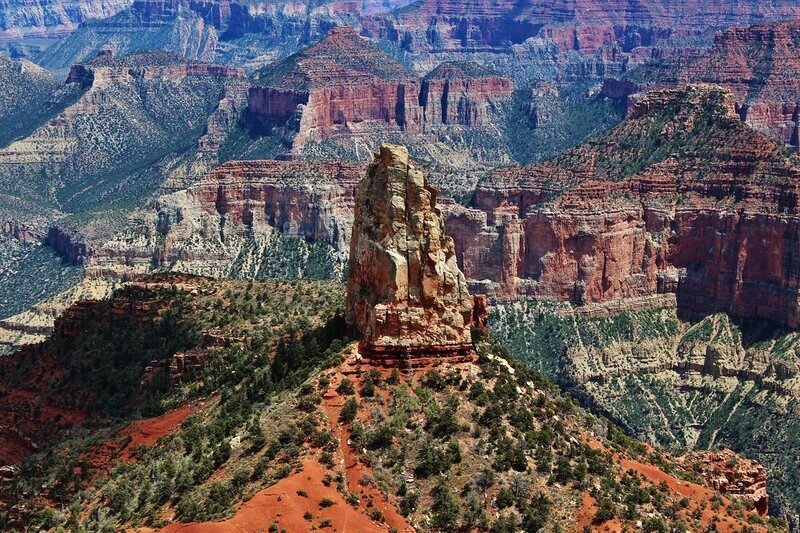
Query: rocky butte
xmin=605 ymin=19 xmax=800 ymax=150
xmin=246 ymin=27 xmax=513 ymax=152
xmin=247 ymin=26 xmax=422 ymax=151
xmin=345 ymin=144 xmax=479 ymax=361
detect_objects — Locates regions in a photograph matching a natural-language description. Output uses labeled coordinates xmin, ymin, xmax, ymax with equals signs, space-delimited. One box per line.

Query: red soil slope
xmin=159 ymin=460 xmax=396 ymax=533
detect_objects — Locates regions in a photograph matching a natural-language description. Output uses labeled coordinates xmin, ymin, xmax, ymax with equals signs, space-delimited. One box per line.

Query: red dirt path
xmin=158 ymin=460 xmax=390 ymax=533
xmin=80 ymin=401 xmax=202 ymax=483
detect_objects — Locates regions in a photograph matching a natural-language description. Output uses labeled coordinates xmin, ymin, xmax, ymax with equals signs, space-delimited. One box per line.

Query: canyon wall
xmin=246 ymin=29 xmax=514 ymax=150
xmin=419 ymin=62 xmax=514 ymax=127
xmin=153 ymin=159 xmax=361 ymax=278
xmin=248 ymin=27 xmax=424 ymax=149
xmin=0 ymin=50 xmax=246 ymax=226
xmin=53 ymin=86 xmax=800 ymax=332
xmin=456 ymin=85 xmax=800 ymax=329
xmin=361 ymin=0 xmax=800 ymax=56
xmin=605 ymin=19 xmax=800 ymax=149
xmin=0 ymin=0 xmax=130 ymax=39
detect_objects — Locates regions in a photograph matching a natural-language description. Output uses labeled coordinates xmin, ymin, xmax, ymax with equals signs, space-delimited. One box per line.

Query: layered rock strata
xmin=0 ymin=0 xmax=130 ymax=39
xmin=605 ymin=19 xmax=800 ymax=149
xmin=361 ymin=0 xmax=800 ymax=57
xmin=419 ymin=61 xmax=514 ymax=127
xmin=247 ymin=28 xmax=513 ymax=150
xmin=248 ymin=26 xmax=422 ymax=146
xmin=458 ymin=85 xmax=800 ymax=328
xmin=33 ymin=0 xmax=415 ymax=69
xmin=345 ymin=144 xmax=475 ymax=360
xmin=154 ymin=159 xmax=361 ymax=277
xmin=0 ymin=50 xmax=245 ymax=213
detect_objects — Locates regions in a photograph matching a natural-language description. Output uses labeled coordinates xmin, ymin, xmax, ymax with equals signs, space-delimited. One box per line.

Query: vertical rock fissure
xmin=440 ymin=79 xmax=450 ymax=124
xmin=404 ymin=159 xmax=413 ymax=369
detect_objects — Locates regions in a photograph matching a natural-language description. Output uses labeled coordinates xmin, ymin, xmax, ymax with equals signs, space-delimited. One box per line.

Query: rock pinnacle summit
xmin=345 ymin=144 xmax=477 ymax=360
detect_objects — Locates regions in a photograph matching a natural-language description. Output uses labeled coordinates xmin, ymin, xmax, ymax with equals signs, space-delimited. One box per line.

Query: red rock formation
xmin=247 ymin=30 xmax=514 ymax=146
xmin=461 ymin=85 xmax=800 ymax=328
xmin=679 ymin=449 xmax=769 ymax=515
xmin=680 ymin=20 xmax=800 ymax=149
xmin=1 ymin=219 xmax=38 ymax=242
xmin=420 ymin=61 xmax=513 ymax=127
xmin=607 ymin=19 xmax=800 ymax=149
xmin=360 ymin=0 xmax=800 ymax=56
xmin=471 ymin=294 xmax=489 ymax=330
xmin=161 ymin=159 xmax=359 ymax=246
xmin=346 ymin=144 xmax=475 ymax=360
xmin=169 ymin=348 xmax=206 ymax=384
xmin=249 ymin=27 xmax=422 ymax=148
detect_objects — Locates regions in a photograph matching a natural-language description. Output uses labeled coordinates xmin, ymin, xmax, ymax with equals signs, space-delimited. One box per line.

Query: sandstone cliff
xmin=247 ymin=28 xmax=514 ymax=153
xmin=458 ymin=85 xmax=800 ymax=329
xmin=249 ymin=27 xmax=423 ymax=151
xmin=606 ymin=19 xmax=800 ymax=150
xmin=346 ymin=144 xmax=474 ymax=359
xmin=154 ymin=159 xmax=360 ymax=278
xmin=420 ymin=61 xmax=514 ymax=128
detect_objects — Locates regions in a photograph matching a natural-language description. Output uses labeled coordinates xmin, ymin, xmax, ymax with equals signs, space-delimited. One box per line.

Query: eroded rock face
xmin=462 ymin=85 xmax=800 ymax=328
xmin=346 ymin=144 xmax=474 ymax=358
xmin=420 ymin=61 xmax=514 ymax=127
xmin=361 ymin=0 xmax=800 ymax=56
xmin=679 ymin=449 xmax=769 ymax=515
xmin=249 ymin=27 xmax=422 ymax=151
xmin=0 ymin=0 xmax=130 ymax=39
xmin=155 ymin=159 xmax=361 ymax=278
xmin=607 ymin=19 xmax=800 ymax=150
xmin=247 ymin=29 xmax=513 ymax=150
xmin=680 ymin=20 xmax=800 ymax=149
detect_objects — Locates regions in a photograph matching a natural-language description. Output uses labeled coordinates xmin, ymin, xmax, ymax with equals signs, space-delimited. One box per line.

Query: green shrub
xmin=593 ymin=499 xmax=615 ymax=525
xmin=336 ymin=379 xmax=355 ymax=395
xmin=339 ymin=397 xmax=358 ymax=423
xmin=431 ymin=478 xmax=460 ymax=530
xmin=319 ymin=498 xmax=334 ymax=508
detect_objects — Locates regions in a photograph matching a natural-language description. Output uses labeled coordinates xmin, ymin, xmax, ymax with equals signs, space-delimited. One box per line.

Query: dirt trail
xmin=80 ymin=401 xmax=202 ymax=484
xmin=318 ymin=360 xmax=413 ymax=533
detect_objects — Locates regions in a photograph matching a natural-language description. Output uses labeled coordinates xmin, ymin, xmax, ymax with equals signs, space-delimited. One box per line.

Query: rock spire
xmin=345 ymin=144 xmax=475 ymax=359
